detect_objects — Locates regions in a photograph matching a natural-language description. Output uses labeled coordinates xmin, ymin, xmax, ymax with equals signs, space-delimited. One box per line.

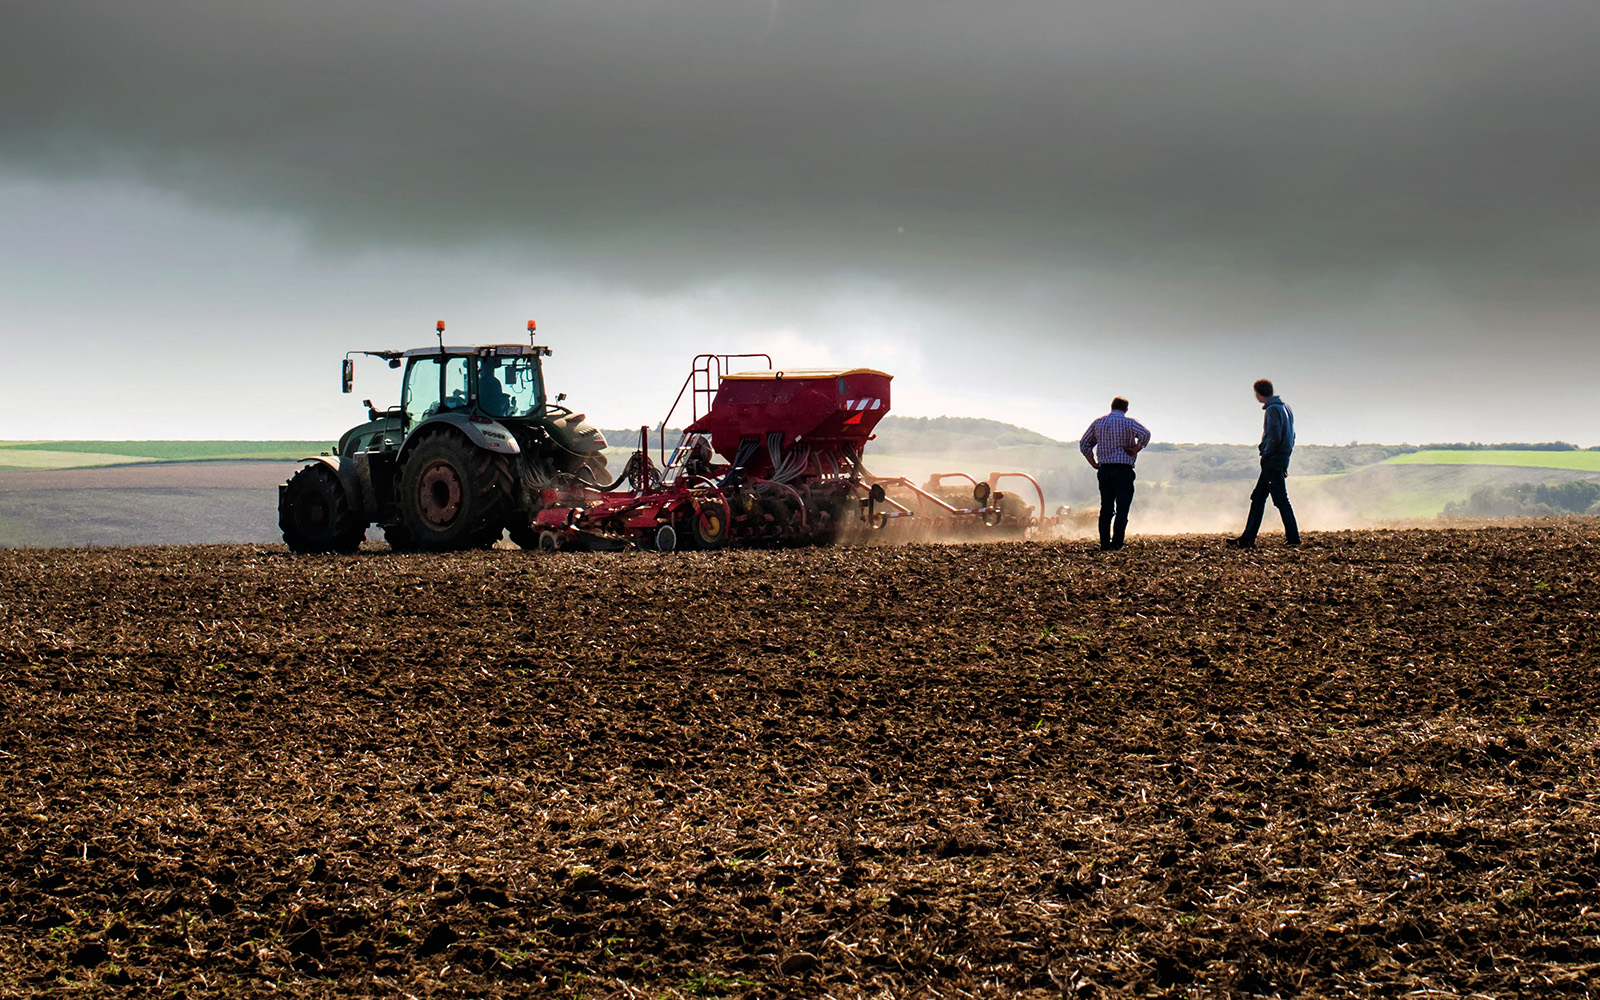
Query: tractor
xmin=277 ymin=322 xmax=608 ymax=553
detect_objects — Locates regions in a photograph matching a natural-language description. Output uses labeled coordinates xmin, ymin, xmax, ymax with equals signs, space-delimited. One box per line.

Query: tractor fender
xmin=295 ymin=454 xmax=383 ymax=520
xmin=409 ymin=413 xmax=522 ymax=456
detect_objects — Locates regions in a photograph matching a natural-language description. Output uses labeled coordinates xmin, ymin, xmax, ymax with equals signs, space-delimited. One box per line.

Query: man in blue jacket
xmin=1227 ymin=379 xmax=1301 ymax=549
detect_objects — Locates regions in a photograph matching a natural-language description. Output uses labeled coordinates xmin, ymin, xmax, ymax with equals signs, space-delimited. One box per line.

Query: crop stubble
xmin=2 ymin=524 xmax=1599 ymax=997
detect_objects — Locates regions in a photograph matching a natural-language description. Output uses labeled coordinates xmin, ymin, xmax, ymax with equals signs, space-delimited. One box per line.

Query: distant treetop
xmin=1419 ymin=442 xmax=1579 ymax=452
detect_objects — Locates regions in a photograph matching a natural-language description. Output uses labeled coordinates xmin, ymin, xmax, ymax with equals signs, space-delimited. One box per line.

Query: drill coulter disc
xmin=694 ymin=508 xmax=728 ymax=549
xmin=685 ymin=498 xmax=729 ymax=550
xmin=655 ymin=524 xmax=679 ymax=552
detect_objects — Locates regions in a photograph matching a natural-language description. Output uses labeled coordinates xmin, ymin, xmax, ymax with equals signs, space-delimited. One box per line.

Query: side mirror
xmin=556 ymin=392 xmax=568 ymax=402
xmin=341 ymin=359 xmax=354 ymax=394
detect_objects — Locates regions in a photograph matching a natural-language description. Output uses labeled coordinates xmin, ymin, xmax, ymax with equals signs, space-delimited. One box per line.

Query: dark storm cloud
xmin=4 ymin=0 xmax=1600 ymax=296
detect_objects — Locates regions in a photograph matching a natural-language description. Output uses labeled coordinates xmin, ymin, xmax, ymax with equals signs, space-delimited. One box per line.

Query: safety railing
xmin=655 ymin=353 xmax=772 ymax=473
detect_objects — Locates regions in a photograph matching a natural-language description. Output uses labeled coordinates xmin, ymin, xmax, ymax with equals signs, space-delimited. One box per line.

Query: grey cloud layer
xmin=5 ymin=0 xmax=1599 ymax=296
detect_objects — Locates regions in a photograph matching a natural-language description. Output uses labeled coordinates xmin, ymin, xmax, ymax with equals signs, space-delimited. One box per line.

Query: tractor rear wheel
xmin=279 ymin=464 xmax=366 ymax=554
xmin=398 ymin=430 xmax=514 ymax=551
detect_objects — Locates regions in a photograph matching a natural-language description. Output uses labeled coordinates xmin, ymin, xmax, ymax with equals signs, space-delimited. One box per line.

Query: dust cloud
xmin=1131 ymin=493 xmax=1375 ymax=539
xmin=864 ymin=450 xmax=1401 ymax=544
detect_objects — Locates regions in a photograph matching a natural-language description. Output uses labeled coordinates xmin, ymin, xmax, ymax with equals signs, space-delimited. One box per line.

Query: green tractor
xmin=278 ymin=322 xmax=610 ymax=553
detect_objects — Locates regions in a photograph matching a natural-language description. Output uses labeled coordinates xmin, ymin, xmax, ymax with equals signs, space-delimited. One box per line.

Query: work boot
xmin=1225 ymin=536 xmax=1254 ymax=549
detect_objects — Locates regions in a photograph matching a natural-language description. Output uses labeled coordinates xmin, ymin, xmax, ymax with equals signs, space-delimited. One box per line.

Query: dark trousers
xmin=1096 ymin=463 xmax=1136 ymax=549
xmin=1241 ymin=463 xmax=1300 ymax=544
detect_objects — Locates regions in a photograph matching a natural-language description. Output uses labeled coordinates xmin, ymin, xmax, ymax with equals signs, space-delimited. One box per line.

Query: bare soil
xmin=3 ymin=524 xmax=1599 ymax=998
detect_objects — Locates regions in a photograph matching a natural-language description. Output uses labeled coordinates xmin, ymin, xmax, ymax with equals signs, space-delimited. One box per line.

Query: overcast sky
xmin=3 ymin=0 xmax=1598 ymax=445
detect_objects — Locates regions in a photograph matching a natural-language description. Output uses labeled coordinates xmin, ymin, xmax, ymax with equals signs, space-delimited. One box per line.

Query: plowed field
xmin=3 ymin=525 xmax=1599 ymax=998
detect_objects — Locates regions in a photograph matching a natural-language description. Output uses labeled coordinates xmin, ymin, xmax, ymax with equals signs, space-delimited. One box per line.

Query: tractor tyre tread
xmin=398 ymin=429 xmax=515 ymax=551
xmin=279 ymin=463 xmax=366 ymax=554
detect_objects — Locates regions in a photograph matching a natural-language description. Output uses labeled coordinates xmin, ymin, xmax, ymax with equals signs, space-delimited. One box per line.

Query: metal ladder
xmin=655 ymin=353 xmax=772 ymax=478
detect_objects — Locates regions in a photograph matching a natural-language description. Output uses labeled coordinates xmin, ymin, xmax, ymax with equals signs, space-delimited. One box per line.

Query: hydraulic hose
xmin=751 ymin=478 xmax=809 ymax=528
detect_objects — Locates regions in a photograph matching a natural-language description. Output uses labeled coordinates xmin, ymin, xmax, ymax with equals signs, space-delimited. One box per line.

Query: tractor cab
xmin=400 ymin=346 xmax=549 ymax=426
xmin=336 ymin=322 xmax=556 ymax=457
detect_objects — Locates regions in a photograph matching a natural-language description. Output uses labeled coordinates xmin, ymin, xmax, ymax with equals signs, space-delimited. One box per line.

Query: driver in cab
xmin=477 ymin=360 xmax=514 ymax=417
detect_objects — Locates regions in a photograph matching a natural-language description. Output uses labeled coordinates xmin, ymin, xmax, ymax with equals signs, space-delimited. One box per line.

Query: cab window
xmin=440 ymin=357 xmax=470 ymax=411
xmin=402 ymin=358 xmax=441 ymax=426
xmin=402 ymin=356 xmax=471 ymax=423
xmin=476 ymin=356 xmax=543 ymax=418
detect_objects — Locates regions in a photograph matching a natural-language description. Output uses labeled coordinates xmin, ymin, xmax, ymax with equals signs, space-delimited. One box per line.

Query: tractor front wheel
xmin=398 ymin=430 xmax=514 ymax=551
xmin=279 ymin=464 xmax=366 ymax=554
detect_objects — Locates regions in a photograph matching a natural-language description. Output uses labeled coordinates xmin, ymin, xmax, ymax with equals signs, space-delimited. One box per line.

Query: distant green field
xmin=0 ymin=441 xmax=332 ymax=470
xmin=0 ymin=450 xmax=152 ymax=470
xmin=1386 ymin=450 xmax=1600 ymax=472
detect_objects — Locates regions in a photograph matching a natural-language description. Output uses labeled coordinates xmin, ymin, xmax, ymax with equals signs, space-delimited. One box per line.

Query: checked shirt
xmin=1080 ymin=411 xmax=1152 ymax=466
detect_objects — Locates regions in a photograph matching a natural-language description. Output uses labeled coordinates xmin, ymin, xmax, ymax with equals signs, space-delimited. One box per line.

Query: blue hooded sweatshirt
xmin=1259 ymin=396 xmax=1295 ymax=471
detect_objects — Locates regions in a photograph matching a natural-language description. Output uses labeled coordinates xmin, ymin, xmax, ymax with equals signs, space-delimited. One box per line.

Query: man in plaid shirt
xmin=1079 ymin=397 xmax=1152 ymax=551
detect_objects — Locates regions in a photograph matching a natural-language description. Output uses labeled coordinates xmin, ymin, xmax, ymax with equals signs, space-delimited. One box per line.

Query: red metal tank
xmin=686 ymin=368 xmax=892 ymax=464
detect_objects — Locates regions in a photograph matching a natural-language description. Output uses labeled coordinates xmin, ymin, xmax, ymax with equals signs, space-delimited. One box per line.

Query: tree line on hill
xmin=1420 ymin=441 xmax=1600 ymax=451
xmin=1443 ymin=481 xmax=1600 ymax=518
